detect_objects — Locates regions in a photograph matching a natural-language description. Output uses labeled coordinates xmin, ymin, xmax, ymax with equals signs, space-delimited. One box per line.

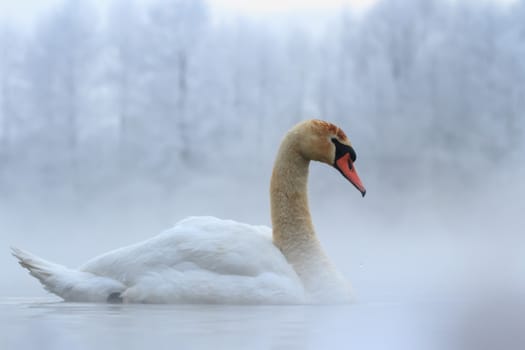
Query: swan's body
xmin=13 ymin=218 xmax=306 ymax=303
xmin=12 ymin=120 xmax=366 ymax=304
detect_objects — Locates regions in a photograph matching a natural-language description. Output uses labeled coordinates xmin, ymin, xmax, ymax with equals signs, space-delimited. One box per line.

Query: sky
xmin=208 ymin=0 xmax=377 ymax=15
xmin=0 ymin=0 xmax=518 ymax=29
xmin=0 ymin=0 xmax=377 ymax=28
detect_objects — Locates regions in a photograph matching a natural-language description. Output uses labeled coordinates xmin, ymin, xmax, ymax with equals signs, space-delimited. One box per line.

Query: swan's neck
xmin=270 ymin=137 xmax=313 ymax=246
xmin=270 ymin=136 xmax=345 ymax=296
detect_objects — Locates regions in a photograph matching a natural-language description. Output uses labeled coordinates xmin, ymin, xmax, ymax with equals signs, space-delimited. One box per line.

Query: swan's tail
xmin=11 ymin=247 xmax=125 ymax=302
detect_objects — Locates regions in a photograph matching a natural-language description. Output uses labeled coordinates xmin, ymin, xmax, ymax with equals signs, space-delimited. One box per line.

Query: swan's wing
xmin=79 ymin=217 xmax=305 ymax=303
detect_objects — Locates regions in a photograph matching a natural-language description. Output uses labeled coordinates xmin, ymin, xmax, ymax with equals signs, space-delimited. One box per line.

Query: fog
xmin=0 ymin=0 xmax=524 ymax=347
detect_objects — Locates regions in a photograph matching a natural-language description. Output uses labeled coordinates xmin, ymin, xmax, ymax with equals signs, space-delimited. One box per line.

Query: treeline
xmin=0 ymin=0 xmax=523 ymax=199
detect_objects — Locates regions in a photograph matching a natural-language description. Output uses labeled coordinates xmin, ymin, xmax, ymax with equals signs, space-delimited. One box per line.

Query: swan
xmin=12 ymin=119 xmax=366 ymax=304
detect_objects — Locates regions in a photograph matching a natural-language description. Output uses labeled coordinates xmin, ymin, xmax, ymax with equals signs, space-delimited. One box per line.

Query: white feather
xmin=13 ymin=217 xmax=306 ymax=304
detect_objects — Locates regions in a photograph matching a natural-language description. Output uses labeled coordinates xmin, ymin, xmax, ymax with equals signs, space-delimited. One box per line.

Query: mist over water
xmin=1 ymin=0 xmax=524 ymax=349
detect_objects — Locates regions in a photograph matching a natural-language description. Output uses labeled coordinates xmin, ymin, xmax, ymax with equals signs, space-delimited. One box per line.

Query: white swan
xmin=12 ymin=119 xmax=366 ymax=304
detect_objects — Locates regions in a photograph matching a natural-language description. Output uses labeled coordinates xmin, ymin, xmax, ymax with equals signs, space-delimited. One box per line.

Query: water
xmin=1 ymin=298 xmax=451 ymax=350
xmin=1 ymin=169 xmax=523 ymax=350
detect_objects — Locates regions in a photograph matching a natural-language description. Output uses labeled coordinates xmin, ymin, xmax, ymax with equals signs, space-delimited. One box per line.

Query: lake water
xmin=1 ymin=297 xmax=477 ymax=350
xmin=2 ymin=174 xmax=523 ymax=350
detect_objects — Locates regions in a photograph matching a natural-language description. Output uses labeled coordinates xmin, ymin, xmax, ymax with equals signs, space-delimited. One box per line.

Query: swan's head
xmin=294 ymin=119 xmax=366 ymax=197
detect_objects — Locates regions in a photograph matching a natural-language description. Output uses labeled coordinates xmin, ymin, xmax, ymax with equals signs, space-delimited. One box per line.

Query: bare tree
xmin=28 ymin=0 xmax=99 ymax=189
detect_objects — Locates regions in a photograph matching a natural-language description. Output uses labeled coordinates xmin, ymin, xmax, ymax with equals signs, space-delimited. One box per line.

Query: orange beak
xmin=335 ymin=153 xmax=366 ymax=197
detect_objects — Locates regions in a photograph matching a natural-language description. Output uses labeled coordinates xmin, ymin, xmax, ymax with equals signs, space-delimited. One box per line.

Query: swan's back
xmin=79 ymin=217 xmax=306 ymax=303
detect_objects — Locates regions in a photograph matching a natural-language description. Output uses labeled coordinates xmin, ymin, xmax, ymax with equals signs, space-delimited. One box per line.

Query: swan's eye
xmin=348 ymin=147 xmax=357 ymax=163
xmin=331 ymin=138 xmax=357 ymax=163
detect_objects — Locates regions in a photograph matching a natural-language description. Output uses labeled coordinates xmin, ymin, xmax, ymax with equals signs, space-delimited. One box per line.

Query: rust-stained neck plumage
xmin=270 ymin=120 xmax=352 ymax=301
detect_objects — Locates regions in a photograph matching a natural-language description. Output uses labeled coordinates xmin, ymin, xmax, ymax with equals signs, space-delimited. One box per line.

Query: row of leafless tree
xmin=0 ymin=0 xmax=523 ymax=198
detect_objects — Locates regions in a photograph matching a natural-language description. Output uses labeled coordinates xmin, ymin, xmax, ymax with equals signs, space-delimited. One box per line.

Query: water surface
xmin=1 ymin=297 xmax=450 ymax=350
